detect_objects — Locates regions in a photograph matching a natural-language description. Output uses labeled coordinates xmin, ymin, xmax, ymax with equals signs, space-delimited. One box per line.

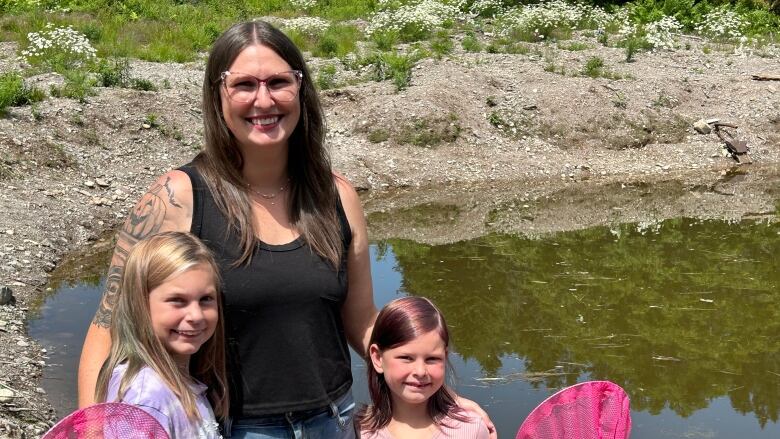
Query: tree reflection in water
xmin=379 ymin=218 xmax=779 ymax=427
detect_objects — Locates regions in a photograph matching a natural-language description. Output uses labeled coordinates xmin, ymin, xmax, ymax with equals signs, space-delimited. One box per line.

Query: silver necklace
xmin=247 ymin=179 xmax=289 ymax=205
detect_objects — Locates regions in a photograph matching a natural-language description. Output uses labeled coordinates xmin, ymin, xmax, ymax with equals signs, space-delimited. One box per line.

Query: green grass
xmin=363 ymin=51 xmax=422 ymax=91
xmin=316 ymin=64 xmax=337 ymax=90
xmin=397 ymin=113 xmax=461 ymax=147
xmin=1 ymin=0 xmax=777 ymax=66
xmin=430 ymin=30 xmax=454 ymax=58
xmin=0 ymin=72 xmax=45 ymax=115
xmin=50 ymin=70 xmax=96 ymax=102
xmin=462 ymin=32 xmax=483 ymax=52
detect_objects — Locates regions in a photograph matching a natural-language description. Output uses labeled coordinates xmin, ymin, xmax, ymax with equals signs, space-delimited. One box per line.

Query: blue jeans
xmin=226 ymin=391 xmax=357 ymax=439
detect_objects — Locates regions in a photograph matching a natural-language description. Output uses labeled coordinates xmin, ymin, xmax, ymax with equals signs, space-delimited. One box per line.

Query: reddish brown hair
xmin=357 ymin=296 xmax=467 ymax=432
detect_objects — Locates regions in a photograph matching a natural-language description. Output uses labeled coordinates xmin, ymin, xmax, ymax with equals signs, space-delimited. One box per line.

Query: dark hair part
xmin=197 ymin=20 xmax=341 ymax=268
xmin=357 ymin=297 xmax=467 ymax=432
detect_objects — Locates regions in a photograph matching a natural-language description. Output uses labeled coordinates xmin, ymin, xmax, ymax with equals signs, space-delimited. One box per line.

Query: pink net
xmin=42 ymin=402 xmax=170 ymax=439
xmin=516 ymin=380 xmax=631 ymax=439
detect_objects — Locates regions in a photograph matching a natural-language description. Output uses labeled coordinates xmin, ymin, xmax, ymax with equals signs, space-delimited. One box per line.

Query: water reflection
xmin=30 ymin=217 xmax=779 ymax=438
xmin=385 ymin=217 xmax=779 ymax=434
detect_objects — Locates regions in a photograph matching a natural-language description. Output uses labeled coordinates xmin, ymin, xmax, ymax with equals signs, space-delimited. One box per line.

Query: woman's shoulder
xmin=332 ymin=171 xmax=365 ymax=231
xmin=129 ymin=168 xmax=194 ymax=233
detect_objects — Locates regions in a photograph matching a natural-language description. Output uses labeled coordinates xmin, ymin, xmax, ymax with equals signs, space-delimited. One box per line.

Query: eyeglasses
xmin=221 ymin=70 xmax=303 ymax=103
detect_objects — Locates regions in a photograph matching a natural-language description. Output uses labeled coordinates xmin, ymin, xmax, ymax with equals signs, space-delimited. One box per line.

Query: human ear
xmin=369 ymin=344 xmax=384 ymax=374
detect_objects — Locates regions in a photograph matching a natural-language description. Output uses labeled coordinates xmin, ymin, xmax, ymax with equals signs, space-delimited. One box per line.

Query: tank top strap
xmin=177 ymin=163 xmax=205 ymax=238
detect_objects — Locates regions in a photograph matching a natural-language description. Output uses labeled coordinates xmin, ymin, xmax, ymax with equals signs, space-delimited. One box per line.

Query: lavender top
xmin=361 ymin=413 xmax=490 ymax=439
xmin=107 ymin=363 xmax=221 ymax=439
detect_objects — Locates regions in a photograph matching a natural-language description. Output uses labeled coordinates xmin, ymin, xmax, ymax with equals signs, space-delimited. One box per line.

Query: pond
xmin=29 ymin=217 xmax=779 ymax=438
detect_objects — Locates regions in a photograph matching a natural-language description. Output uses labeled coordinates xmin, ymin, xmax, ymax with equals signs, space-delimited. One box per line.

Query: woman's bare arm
xmin=335 ymin=174 xmax=378 ymax=356
xmin=77 ymin=171 xmax=193 ymax=407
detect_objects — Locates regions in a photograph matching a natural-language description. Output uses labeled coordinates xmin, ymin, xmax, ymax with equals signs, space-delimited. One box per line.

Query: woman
xmin=79 ymin=21 xmax=493 ymax=438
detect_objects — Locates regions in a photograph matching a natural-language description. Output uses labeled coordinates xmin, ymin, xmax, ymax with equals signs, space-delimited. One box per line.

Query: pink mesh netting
xmin=42 ymin=402 xmax=170 ymax=439
xmin=516 ymin=380 xmax=631 ymax=439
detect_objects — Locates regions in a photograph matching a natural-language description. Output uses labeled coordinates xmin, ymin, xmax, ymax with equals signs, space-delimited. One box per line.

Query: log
xmin=752 ymin=73 xmax=780 ymax=81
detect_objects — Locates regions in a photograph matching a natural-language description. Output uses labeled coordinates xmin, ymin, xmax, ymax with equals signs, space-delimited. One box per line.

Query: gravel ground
xmin=0 ymin=34 xmax=778 ymax=437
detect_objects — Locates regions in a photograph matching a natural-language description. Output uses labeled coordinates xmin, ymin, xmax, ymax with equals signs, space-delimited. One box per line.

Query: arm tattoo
xmin=163 ymin=176 xmax=182 ymax=208
xmin=92 ymin=182 xmax=169 ymax=328
xmin=93 ymin=264 xmax=124 ymax=328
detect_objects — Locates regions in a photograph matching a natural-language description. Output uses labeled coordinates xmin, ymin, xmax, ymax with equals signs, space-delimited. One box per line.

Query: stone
xmin=95 ymin=178 xmax=110 ymax=187
xmin=693 ymin=119 xmax=711 ymax=134
xmin=0 ymin=286 xmax=15 ymax=306
xmin=0 ymin=388 xmax=15 ymax=403
xmin=84 ymin=180 xmax=95 ymax=188
xmin=16 ymin=340 xmax=29 ymax=347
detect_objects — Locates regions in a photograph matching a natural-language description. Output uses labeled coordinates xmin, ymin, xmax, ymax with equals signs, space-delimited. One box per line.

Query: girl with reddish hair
xmin=358 ymin=297 xmax=490 ymax=439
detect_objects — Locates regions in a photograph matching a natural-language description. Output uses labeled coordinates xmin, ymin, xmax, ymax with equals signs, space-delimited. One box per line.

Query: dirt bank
xmin=0 ymin=34 xmax=778 ymax=436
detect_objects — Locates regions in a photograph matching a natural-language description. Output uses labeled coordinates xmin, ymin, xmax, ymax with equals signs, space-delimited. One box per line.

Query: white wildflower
xmin=290 ymin=0 xmax=317 ymax=9
xmin=21 ymin=23 xmax=97 ymax=68
xmin=366 ymin=0 xmax=460 ymax=37
xmin=280 ymin=16 xmax=330 ymax=36
xmin=645 ymin=16 xmax=682 ymax=50
xmin=469 ymin=0 xmax=504 ymax=17
xmin=695 ymin=7 xmax=746 ymax=41
xmin=498 ymin=0 xmax=610 ymax=38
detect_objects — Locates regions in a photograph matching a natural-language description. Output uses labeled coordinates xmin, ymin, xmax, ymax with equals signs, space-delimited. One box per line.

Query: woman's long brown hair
xmin=198 ymin=20 xmax=342 ymax=268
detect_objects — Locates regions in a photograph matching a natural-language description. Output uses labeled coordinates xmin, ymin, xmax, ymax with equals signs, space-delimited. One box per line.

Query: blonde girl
xmin=94 ymin=231 xmax=228 ymax=438
xmin=358 ymin=297 xmax=490 ymax=439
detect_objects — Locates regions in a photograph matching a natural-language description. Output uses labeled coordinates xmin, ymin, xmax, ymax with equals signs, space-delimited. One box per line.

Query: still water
xmin=29 ymin=217 xmax=779 ymax=438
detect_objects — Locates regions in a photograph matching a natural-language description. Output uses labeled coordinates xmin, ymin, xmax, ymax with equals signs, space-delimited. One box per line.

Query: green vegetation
xmin=315 ymin=63 xmax=337 ymax=90
xmin=397 ymin=113 xmax=461 ymax=147
xmin=0 ymin=72 xmax=44 ymax=115
xmin=0 ymin=0 xmax=776 ymax=102
xmin=364 ymin=50 xmax=422 ymax=91
xmin=49 ymin=70 xmax=96 ymax=102
xmin=461 ymin=32 xmax=482 ymax=52
xmin=581 ymin=56 xmax=625 ymax=80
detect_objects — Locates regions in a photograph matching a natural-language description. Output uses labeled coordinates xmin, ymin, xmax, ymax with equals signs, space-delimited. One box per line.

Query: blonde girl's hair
xmin=197 ymin=20 xmax=343 ymax=269
xmin=94 ymin=231 xmax=229 ymax=420
xmin=357 ymin=296 xmax=468 ymax=433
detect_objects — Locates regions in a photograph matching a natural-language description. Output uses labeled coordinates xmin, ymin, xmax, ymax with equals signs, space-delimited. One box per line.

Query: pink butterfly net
xmin=42 ymin=402 xmax=170 ymax=439
xmin=516 ymin=380 xmax=632 ymax=439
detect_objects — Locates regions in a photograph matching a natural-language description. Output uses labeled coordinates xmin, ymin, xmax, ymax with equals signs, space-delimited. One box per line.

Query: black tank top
xmin=179 ymin=164 xmax=353 ymax=417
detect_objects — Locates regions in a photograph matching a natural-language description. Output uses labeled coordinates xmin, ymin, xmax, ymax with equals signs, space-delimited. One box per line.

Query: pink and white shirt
xmin=361 ymin=413 xmax=490 ymax=439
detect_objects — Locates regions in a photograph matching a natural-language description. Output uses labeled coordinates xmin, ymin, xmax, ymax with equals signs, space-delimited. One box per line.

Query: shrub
xmin=366 ymin=51 xmax=420 ymax=91
xmin=645 ymin=16 xmax=683 ymax=49
xmin=131 ymin=78 xmax=157 ymax=91
xmin=0 ymin=72 xmax=45 ymax=115
xmin=50 ymin=70 xmax=96 ymax=103
xmin=22 ymin=23 xmax=97 ymax=73
xmin=367 ymin=129 xmax=389 ymax=143
xmin=96 ymin=58 xmax=131 ymax=87
xmin=695 ymin=7 xmax=747 ymax=41
xmin=316 ymin=64 xmax=337 ymax=90
xmin=498 ymin=0 xmax=611 ymax=42
xmin=366 ymin=0 xmax=459 ymax=43
xmin=397 ymin=113 xmax=460 ymax=147
xmin=430 ymin=30 xmax=453 ymax=58
xmin=461 ymin=32 xmax=482 ymax=52
xmin=583 ymin=56 xmax=605 ymax=77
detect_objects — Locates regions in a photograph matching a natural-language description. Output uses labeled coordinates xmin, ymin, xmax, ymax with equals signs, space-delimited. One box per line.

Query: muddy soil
xmin=0 ymin=33 xmax=778 ymax=437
